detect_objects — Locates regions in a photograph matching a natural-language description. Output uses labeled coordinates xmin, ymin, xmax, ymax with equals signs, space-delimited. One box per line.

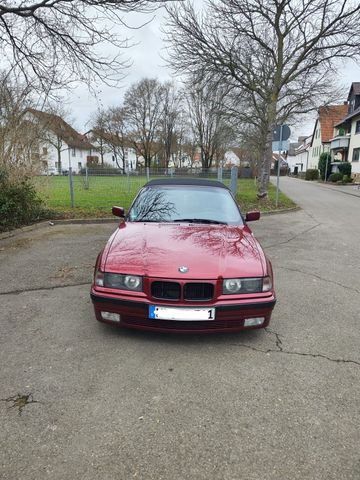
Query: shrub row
xmin=0 ymin=169 xmax=50 ymax=232
xmin=328 ymin=172 xmax=353 ymax=183
xmin=305 ymin=169 xmax=319 ymax=180
xmin=328 ymin=173 xmax=343 ymax=182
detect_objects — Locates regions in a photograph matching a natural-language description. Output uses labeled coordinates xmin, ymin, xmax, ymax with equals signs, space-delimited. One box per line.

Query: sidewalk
xmin=318 ymin=182 xmax=360 ymax=198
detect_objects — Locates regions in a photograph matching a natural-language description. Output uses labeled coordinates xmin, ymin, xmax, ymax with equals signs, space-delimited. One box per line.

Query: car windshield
xmin=128 ymin=185 xmax=243 ymax=225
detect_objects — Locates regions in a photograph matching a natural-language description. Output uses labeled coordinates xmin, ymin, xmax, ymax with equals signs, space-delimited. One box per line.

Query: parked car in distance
xmin=91 ymin=179 xmax=276 ymax=333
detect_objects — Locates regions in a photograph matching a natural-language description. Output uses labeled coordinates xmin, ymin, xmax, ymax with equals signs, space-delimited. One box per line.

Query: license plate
xmin=149 ymin=305 xmax=215 ymax=321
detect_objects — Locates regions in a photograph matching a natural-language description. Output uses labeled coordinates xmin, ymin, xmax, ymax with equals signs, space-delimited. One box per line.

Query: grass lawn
xmin=34 ymin=175 xmax=296 ymax=219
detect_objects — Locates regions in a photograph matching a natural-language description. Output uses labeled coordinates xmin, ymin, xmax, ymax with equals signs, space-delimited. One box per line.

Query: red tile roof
xmin=25 ymin=108 xmax=94 ymax=150
xmin=318 ymin=105 xmax=348 ymax=143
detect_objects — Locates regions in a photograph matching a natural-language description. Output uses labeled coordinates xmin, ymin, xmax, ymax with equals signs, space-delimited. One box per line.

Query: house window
xmin=42 ymin=147 xmax=48 ymax=155
xmin=78 ymin=162 xmax=82 ymax=169
xmin=355 ymin=121 xmax=360 ymax=134
xmin=72 ymin=148 xmax=76 ymax=157
xmin=352 ymin=148 xmax=360 ymax=162
xmin=55 ymin=162 xmax=59 ymax=169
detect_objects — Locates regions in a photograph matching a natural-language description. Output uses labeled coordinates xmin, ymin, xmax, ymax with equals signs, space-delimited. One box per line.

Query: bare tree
xmin=185 ymin=78 xmax=235 ymax=169
xmin=172 ymin=109 xmax=196 ymax=168
xmin=89 ymin=110 xmax=113 ymax=166
xmin=123 ymin=78 xmax=166 ymax=168
xmin=159 ymin=82 xmax=182 ymax=168
xmin=27 ymin=107 xmax=82 ymax=174
xmin=0 ymin=0 xmax=165 ymax=94
xmin=104 ymin=106 xmax=129 ymax=173
xmin=0 ymin=75 xmax=43 ymax=180
xmin=165 ymin=0 xmax=360 ymax=196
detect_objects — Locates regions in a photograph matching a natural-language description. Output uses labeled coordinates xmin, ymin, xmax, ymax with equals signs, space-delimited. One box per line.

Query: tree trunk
xmin=257 ymin=101 xmax=277 ymax=198
xmin=57 ymin=148 xmax=62 ymax=174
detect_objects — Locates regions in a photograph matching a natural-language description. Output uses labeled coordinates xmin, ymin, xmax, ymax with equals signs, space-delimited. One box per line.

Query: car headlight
xmin=222 ymin=277 xmax=272 ymax=294
xmin=101 ymin=272 xmax=143 ymax=291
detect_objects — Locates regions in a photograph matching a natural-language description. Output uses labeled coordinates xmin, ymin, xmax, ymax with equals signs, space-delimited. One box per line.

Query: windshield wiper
xmin=172 ymin=218 xmax=227 ymax=225
xmin=132 ymin=219 xmax=163 ymax=222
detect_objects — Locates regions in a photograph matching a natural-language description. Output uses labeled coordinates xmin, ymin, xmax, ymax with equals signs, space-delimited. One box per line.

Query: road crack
xmin=231 ymin=328 xmax=360 ymax=366
xmin=0 ymin=281 xmax=91 ymax=296
xmin=277 ymin=266 xmax=360 ymax=294
xmin=1 ymin=393 xmax=39 ymax=416
xmin=264 ymin=223 xmax=321 ymax=249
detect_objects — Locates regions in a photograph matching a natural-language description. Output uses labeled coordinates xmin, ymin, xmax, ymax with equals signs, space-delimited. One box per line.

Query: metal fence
xmin=35 ymin=167 xmax=239 ymax=211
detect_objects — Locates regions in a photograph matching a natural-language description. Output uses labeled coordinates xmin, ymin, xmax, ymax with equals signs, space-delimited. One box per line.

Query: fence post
xmin=217 ymin=167 xmax=223 ymax=183
xmin=69 ymin=167 xmax=74 ymax=208
xmin=85 ymin=166 xmax=89 ymax=189
xmin=146 ymin=167 xmax=150 ymax=181
xmin=127 ymin=171 xmax=131 ymax=193
xmin=230 ymin=166 xmax=238 ymax=196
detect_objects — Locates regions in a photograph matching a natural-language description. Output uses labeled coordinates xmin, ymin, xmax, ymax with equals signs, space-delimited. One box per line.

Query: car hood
xmin=103 ymin=222 xmax=265 ymax=279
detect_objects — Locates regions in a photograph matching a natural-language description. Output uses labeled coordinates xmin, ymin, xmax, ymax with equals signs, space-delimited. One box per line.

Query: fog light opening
xmin=244 ymin=317 xmax=265 ymax=327
xmin=101 ymin=311 xmax=121 ymax=322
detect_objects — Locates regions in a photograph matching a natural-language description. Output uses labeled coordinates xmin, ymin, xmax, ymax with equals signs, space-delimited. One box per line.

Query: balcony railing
xmin=330 ymin=136 xmax=350 ymax=150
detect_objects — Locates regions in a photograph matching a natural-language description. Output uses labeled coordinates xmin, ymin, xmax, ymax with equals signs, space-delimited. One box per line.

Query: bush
xmin=338 ymin=162 xmax=352 ymax=177
xmin=305 ymin=169 xmax=319 ymax=180
xmin=342 ymin=175 xmax=352 ymax=183
xmin=328 ymin=172 xmax=343 ymax=182
xmin=81 ymin=162 xmax=123 ymax=176
xmin=0 ymin=170 xmax=49 ymax=232
xmin=318 ymin=153 xmax=331 ymax=180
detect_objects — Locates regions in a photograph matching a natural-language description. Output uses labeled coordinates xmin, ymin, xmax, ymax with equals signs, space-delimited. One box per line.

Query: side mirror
xmin=245 ymin=211 xmax=260 ymax=222
xmin=112 ymin=206 xmax=125 ymax=218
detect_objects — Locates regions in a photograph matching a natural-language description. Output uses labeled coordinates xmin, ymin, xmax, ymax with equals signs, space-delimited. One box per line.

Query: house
xmin=24 ymin=108 xmax=94 ymax=174
xmin=222 ymin=150 xmax=239 ymax=167
xmin=285 ymin=137 xmax=309 ymax=173
xmin=271 ymin=152 xmax=288 ymax=174
xmin=293 ymin=135 xmax=312 ymax=173
xmin=85 ymin=129 xmax=138 ymax=172
xmin=308 ymin=104 xmax=348 ymax=170
xmin=281 ymin=135 xmax=312 ymax=174
xmin=331 ymin=83 xmax=360 ymax=175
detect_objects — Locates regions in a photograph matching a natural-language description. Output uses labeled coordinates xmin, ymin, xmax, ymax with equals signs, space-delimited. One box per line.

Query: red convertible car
xmin=91 ymin=179 xmax=276 ymax=333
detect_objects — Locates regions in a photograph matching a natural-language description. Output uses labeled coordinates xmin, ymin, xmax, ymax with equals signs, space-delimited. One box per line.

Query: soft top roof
xmin=144 ymin=178 xmax=228 ymax=189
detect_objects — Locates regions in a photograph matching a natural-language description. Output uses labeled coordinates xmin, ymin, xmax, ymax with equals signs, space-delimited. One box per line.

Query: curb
xmin=318 ymin=183 xmax=360 ymax=198
xmin=0 ymin=217 xmax=118 ymax=241
xmin=260 ymin=206 xmax=301 ymax=216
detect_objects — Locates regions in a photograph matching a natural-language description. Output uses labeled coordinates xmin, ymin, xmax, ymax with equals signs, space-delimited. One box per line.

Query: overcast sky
xmin=65 ymin=6 xmax=360 ymax=141
xmin=66 ymin=7 xmax=171 ymax=132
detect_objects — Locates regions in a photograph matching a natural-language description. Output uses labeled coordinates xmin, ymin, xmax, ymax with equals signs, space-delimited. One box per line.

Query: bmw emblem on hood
xmin=179 ymin=266 xmax=189 ymax=273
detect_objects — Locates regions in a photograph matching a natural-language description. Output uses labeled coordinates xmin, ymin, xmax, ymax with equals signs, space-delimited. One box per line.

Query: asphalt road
xmin=1 ymin=178 xmax=359 ymax=480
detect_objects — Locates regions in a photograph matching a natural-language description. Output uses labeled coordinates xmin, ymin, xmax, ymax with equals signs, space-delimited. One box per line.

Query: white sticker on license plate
xmin=149 ymin=306 xmax=215 ymax=321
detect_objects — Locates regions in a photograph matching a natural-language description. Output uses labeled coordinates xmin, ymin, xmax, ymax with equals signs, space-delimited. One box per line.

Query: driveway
xmin=1 ymin=179 xmax=359 ymax=480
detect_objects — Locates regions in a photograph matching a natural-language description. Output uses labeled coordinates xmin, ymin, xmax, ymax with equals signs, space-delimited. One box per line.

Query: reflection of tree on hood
xmin=173 ymin=226 xmax=260 ymax=260
xmin=130 ymin=189 xmax=177 ymax=222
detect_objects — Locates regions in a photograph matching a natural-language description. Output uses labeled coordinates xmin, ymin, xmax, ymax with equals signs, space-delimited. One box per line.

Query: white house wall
xmin=309 ymin=120 xmax=325 ymax=169
xmin=295 ymin=150 xmax=309 ymax=171
xmin=90 ymin=147 xmax=138 ymax=172
xmin=348 ymin=115 xmax=360 ymax=174
xmin=286 ymin=154 xmax=299 ymax=173
xmin=41 ymin=141 xmax=91 ymax=174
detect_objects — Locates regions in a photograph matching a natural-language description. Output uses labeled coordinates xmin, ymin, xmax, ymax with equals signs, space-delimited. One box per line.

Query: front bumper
xmin=90 ymin=290 xmax=276 ymax=333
